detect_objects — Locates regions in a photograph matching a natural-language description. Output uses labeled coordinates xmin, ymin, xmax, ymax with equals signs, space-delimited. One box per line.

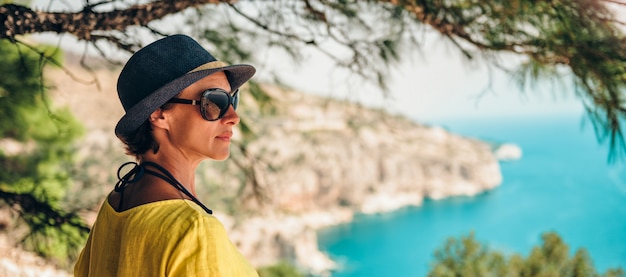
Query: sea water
xmin=317 ymin=114 xmax=626 ymax=277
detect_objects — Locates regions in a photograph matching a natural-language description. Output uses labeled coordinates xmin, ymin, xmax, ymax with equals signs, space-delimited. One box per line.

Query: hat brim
xmin=114 ymin=64 xmax=255 ymax=139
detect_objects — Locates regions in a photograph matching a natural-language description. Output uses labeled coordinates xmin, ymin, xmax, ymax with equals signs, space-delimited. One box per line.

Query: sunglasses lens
xmin=201 ymin=89 xmax=236 ymax=120
xmin=232 ymin=90 xmax=239 ymax=110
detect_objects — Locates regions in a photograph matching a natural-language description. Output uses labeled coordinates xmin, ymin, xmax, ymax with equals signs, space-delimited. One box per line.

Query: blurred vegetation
xmin=258 ymin=261 xmax=305 ymax=277
xmin=429 ymin=232 xmax=624 ymax=277
xmin=0 ymin=40 xmax=88 ymax=267
xmin=1 ymin=0 xmax=625 ymax=273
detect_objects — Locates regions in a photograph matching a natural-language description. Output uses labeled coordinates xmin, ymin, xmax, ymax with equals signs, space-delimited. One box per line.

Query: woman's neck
xmin=140 ymin=154 xmax=200 ymax=196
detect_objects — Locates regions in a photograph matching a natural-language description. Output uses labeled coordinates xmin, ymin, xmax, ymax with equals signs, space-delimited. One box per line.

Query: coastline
xmin=34 ymin=67 xmax=506 ymax=276
xmin=224 ymin=173 xmax=503 ymax=275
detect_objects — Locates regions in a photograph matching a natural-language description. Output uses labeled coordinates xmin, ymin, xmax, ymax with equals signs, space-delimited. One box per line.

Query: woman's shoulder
xmin=147 ymin=199 xmax=220 ymax=221
xmin=164 ymin=200 xmax=226 ymax=233
xmin=178 ymin=201 xmax=227 ymax=232
xmin=161 ymin=202 xmax=232 ymax=247
xmin=104 ymin=199 xmax=224 ymax=232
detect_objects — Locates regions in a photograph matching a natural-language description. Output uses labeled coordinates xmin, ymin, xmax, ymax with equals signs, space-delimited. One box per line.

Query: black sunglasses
xmin=167 ymin=88 xmax=239 ymax=121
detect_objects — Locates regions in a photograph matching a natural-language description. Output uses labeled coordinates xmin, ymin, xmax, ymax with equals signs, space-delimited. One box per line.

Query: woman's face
xmin=163 ymin=71 xmax=239 ymax=161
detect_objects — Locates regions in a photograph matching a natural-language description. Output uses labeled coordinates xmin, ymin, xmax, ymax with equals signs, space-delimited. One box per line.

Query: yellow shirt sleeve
xmin=74 ymin=200 xmax=258 ymax=277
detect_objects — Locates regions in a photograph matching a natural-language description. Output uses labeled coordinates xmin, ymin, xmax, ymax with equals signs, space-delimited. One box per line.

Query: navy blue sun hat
xmin=114 ymin=34 xmax=256 ymax=139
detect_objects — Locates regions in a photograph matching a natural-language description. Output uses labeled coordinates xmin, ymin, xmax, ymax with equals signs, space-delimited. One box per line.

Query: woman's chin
xmin=209 ymin=152 xmax=230 ymax=161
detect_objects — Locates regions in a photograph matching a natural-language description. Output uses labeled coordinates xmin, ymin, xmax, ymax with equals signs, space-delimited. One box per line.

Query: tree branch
xmin=12 ymin=38 xmax=98 ymax=86
xmin=227 ymin=2 xmax=317 ymax=45
xmin=1 ymin=0 xmax=228 ymax=40
xmin=0 ymin=190 xmax=90 ymax=234
xmin=602 ymin=0 xmax=626 ymax=6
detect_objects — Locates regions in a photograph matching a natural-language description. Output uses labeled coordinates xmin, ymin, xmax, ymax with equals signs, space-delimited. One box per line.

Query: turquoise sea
xmin=317 ymin=114 xmax=626 ymax=277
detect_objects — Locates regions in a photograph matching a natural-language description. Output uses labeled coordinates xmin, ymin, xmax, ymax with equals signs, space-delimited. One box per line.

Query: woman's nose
xmin=222 ymin=105 xmax=240 ymax=125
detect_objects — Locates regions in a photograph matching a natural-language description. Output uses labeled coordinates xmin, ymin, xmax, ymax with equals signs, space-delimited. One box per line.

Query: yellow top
xmin=74 ymin=199 xmax=258 ymax=277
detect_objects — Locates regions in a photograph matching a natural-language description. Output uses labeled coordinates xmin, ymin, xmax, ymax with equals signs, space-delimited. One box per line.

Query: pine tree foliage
xmin=1 ymin=1 xmax=624 ymax=158
xmin=0 ymin=39 xmax=87 ymax=266
xmin=429 ymin=232 xmax=625 ymax=277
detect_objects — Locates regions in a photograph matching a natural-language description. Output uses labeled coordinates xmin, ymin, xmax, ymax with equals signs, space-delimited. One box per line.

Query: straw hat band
xmin=189 ymin=61 xmax=230 ymax=73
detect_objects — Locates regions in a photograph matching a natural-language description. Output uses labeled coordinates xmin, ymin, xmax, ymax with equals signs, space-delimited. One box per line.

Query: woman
xmin=74 ymin=34 xmax=259 ymax=276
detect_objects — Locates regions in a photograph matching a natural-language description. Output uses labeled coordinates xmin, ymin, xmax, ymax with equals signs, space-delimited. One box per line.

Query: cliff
xmin=0 ymin=62 xmax=502 ymax=275
xmin=204 ymin=84 xmax=502 ymax=274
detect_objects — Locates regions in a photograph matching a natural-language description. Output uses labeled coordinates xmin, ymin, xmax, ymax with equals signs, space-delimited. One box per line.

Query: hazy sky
xmin=268 ymin=34 xmax=585 ymax=123
xmin=34 ymin=30 xmax=585 ymax=123
xmin=31 ymin=0 xmax=624 ymax=124
xmin=270 ymin=4 xmax=625 ymax=124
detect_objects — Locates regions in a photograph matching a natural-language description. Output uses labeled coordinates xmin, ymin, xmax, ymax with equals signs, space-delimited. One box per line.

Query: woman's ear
xmin=149 ymin=108 xmax=169 ymax=130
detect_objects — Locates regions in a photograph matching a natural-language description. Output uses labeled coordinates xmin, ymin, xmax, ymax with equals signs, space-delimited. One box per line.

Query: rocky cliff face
xmin=196 ymin=84 xmax=502 ymax=274
xmin=4 ymin=65 xmax=502 ymax=275
xmin=252 ymin=85 xmax=500 ymax=209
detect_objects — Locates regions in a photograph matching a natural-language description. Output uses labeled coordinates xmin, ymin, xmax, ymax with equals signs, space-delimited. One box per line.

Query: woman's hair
xmin=120 ymin=103 xmax=174 ymax=160
xmin=122 ymin=120 xmax=158 ymax=160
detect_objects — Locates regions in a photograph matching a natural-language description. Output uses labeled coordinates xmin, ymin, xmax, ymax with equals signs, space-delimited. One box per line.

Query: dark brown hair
xmin=120 ymin=103 xmax=174 ymax=160
xmin=121 ymin=120 xmax=158 ymax=160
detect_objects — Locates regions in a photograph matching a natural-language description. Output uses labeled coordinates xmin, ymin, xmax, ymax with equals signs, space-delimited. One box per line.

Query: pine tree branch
xmin=0 ymin=189 xmax=90 ymax=234
xmin=602 ymin=0 xmax=626 ymax=7
xmin=0 ymin=0 xmax=229 ymax=40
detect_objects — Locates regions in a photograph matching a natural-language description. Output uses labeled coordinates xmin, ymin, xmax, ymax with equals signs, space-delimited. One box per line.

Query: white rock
xmin=494 ymin=143 xmax=523 ymax=161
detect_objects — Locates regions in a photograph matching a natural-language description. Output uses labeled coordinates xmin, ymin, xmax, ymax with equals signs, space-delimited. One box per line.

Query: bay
xmin=317 ymin=114 xmax=626 ymax=276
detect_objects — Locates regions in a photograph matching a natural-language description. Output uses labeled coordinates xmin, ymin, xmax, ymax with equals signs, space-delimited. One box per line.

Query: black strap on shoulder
xmin=142 ymin=161 xmax=213 ymax=214
xmin=113 ymin=161 xmax=213 ymax=214
xmin=114 ymin=162 xmax=144 ymax=212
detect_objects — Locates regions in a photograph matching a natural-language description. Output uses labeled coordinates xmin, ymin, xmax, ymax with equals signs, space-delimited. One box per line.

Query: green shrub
xmin=258 ymin=261 xmax=305 ymax=277
xmin=429 ymin=232 xmax=624 ymax=277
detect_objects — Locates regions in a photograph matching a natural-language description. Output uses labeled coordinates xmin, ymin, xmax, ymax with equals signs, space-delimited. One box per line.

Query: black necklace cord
xmin=140 ymin=161 xmax=213 ymax=215
xmin=114 ymin=162 xmax=145 ymax=212
xmin=113 ymin=161 xmax=213 ymax=214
